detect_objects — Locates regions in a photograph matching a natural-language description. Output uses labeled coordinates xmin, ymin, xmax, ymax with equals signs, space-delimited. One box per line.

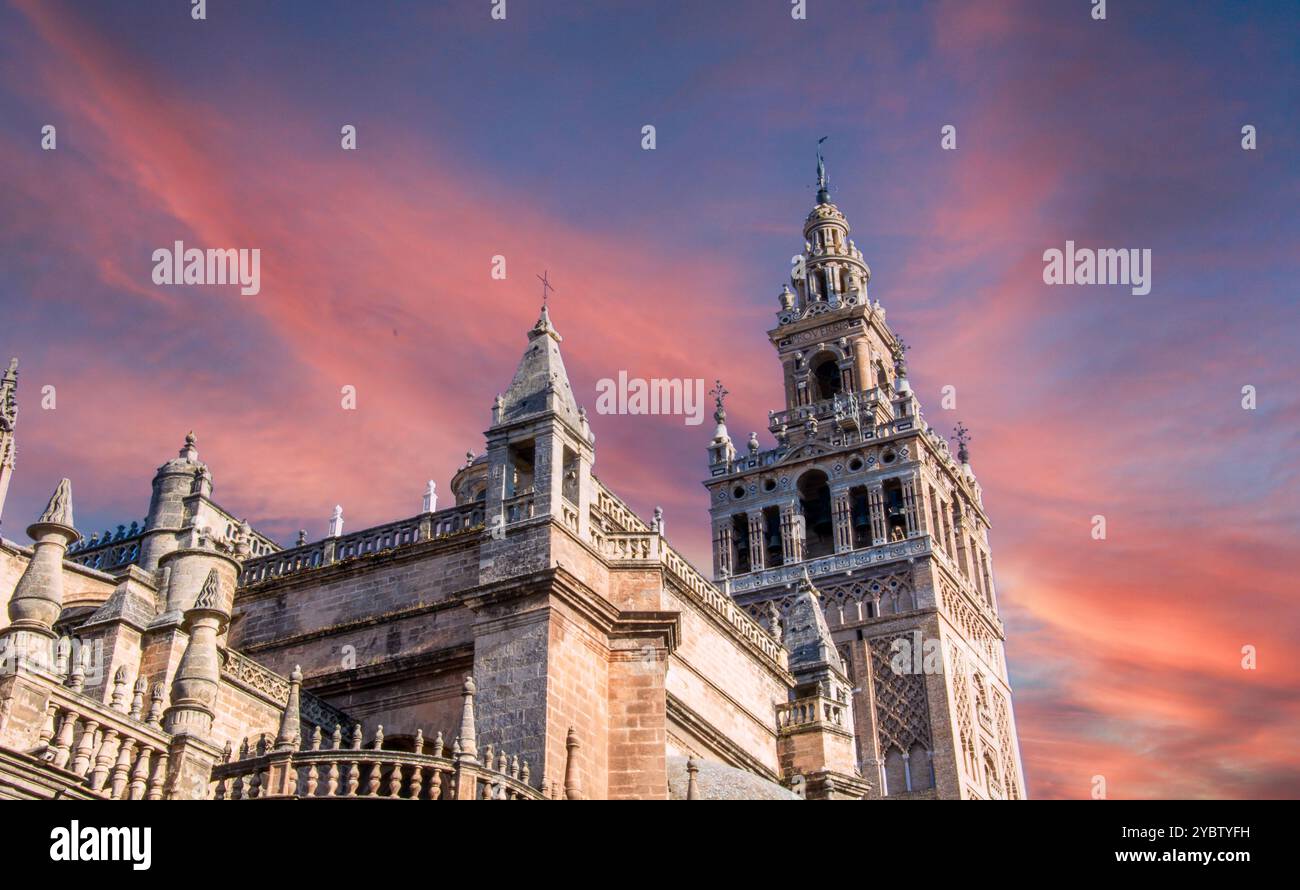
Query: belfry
xmin=703 ymin=151 xmax=1026 ymax=798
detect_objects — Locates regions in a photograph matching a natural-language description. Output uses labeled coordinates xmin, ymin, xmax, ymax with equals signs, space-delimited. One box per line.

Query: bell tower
xmin=703 ymin=151 xmax=1026 ymax=799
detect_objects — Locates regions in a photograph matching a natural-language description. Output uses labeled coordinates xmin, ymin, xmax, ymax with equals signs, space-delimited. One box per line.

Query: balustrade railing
xmin=240 ymin=504 xmax=483 ymax=585
xmin=776 ymin=694 xmax=847 ymax=731
xmin=211 ymin=725 xmax=542 ymax=801
xmin=29 ymin=673 xmax=173 ymax=800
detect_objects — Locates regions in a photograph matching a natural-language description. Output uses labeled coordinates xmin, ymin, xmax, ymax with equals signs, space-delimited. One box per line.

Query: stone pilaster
xmin=747 ymin=510 xmax=766 ymax=572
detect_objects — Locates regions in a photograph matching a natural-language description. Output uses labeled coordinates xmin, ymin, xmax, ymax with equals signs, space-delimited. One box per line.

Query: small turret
xmin=5 ymin=479 xmax=80 ymax=649
xmin=163 ymin=569 xmax=229 ymax=738
xmin=139 ymin=432 xmax=208 ymax=571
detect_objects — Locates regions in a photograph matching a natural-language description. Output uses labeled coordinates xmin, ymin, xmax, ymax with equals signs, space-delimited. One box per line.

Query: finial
xmin=457 ymin=675 xmax=478 ymax=761
xmin=687 ymin=757 xmax=700 ymax=800
xmin=953 ymin=422 xmax=971 ymax=465
xmin=296 ymin=529 xmax=307 ymax=546
xmin=193 ymin=569 xmax=221 ymax=610
xmin=328 ymin=504 xmax=344 ymax=537
xmin=537 ymin=270 xmax=556 ymax=307
xmin=146 ymin=683 xmax=165 ymax=727
xmin=709 ymin=379 xmax=729 ymax=424
xmin=422 ymin=480 xmax=438 ymax=513
xmin=179 ymin=431 xmax=199 ymax=461
xmin=816 ymin=136 xmax=830 ymax=203
xmin=564 ymin=727 xmax=583 ymax=800
xmin=37 ymin=478 xmax=75 ymax=528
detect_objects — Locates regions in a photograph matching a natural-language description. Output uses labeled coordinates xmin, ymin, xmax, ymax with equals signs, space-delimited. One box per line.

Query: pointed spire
xmin=496 ymin=306 xmax=583 ymax=431
xmin=4 ymin=479 xmax=80 ymax=640
xmin=37 ymin=478 xmax=74 ymax=528
xmin=194 ymin=569 xmax=221 ymax=610
xmin=276 ymin=665 xmax=303 ymax=751
xmin=163 ymin=567 xmax=230 ymax=738
xmin=783 ymin=569 xmax=843 ymax=674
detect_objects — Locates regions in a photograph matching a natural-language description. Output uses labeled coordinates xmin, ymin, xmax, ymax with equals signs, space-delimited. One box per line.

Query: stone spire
xmin=782 ymin=569 xmax=845 ymax=677
xmin=707 ymin=380 xmax=736 ymax=467
xmin=275 ymin=665 xmax=303 ymax=751
xmin=787 ymin=142 xmax=872 ymax=315
xmin=164 ymin=569 xmax=229 ymax=737
xmin=5 ymin=479 xmax=80 ymax=643
xmin=495 ymin=305 xmax=584 ymax=434
xmin=0 ymin=358 xmax=17 ymax=528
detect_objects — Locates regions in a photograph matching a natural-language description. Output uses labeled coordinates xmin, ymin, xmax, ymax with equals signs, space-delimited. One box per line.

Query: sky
xmin=1 ymin=0 xmax=1297 ymax=799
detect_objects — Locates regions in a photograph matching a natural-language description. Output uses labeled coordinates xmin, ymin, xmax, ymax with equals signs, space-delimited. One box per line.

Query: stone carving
xmin=38 ymin=478 xmax=75 ymax=527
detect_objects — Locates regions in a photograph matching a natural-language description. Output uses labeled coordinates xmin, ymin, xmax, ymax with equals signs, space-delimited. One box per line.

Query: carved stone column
xmin=712 ymin=520 xmax=734 ymax=579
xmin=901 ymin=477 xmax=921 ymax=537
xmin=831 ymin=488 xmax=853 ymax=553
xmin=866 ymin=485 xmax=886 ymax=546
xmin=780 ymin=503 xmax=804 ymax=564
xmin=747 ymin=511 xmax=766 ymax=572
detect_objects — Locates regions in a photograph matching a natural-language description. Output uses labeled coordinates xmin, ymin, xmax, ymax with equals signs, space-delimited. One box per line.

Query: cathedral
xmin=0 ymin=169 xmax=1025 ymax=801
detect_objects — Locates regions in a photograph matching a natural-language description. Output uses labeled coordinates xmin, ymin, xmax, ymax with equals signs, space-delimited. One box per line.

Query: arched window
xmin=884 ymin=747 xmax=907 ymax=796
xmin=731 ymin=513 xmax=751 ymax=574
xmin=812 ymin=354 xmax=843 ymax=401
xmin=798 ymin=470 xmax=834 ymax=558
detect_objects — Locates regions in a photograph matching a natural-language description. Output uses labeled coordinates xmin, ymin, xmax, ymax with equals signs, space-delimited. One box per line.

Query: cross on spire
xmin=537 ymin=270 xmax=556 ymax=307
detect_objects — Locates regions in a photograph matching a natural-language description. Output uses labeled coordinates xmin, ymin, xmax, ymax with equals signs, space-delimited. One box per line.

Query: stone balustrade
xmin=589 ymin=524 xmax=784 ymax=668
xmin=240 ymin=504 xmax=483 ymax=586
xmin=776 ymin=693 xmax=847 ymax=732
xmin=30 ymin=673 xmax=173 ymax=800
xmin=725 ymin=535 xmax=931 ymax=594
xmin=211 ymin=725 xmax=543 ymax=801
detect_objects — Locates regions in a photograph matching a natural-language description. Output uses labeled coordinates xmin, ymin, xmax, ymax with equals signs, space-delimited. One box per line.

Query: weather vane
xmin=537 ymin=270 xmax=556 ymax=307
xmin=816 ymin=136 xmax=830 ymax=199
xmin=953 ymin=422 xmax=971 ymax=463
xmin=709 ymin=379 xmax=729 ymax=422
